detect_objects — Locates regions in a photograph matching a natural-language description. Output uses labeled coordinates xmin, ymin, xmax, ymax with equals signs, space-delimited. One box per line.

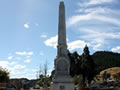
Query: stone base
xmin=50 ymin=82 xmax=74 ymax=90
xmin=52 ymin=74 xmax=73 ymax=83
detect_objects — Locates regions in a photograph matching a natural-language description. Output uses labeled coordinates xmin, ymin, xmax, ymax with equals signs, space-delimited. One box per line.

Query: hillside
xmin=96 ymin=67 xmax=120 ymax=82
xmin=101 ymin=67 xmax=120 ymax=79
xmin=92 ymin=51 xmax=120 ymax=73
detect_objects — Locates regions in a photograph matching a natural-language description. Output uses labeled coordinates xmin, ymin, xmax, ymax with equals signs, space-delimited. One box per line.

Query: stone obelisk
xmin=50 ymin=1 xmax=74 ymax=90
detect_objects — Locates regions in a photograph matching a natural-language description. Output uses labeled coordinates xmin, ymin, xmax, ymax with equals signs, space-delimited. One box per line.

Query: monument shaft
xmin=58 ymin=2 xmax=67 ymax=57
xmin=50 ymin=1 xmax=74 ymax=90
xmin=56 ymin=1 xmax=69 ymax=76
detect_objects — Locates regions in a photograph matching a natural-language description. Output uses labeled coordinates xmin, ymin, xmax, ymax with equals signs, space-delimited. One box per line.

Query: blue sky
xmin=0 ymin=0 xmax=120 ymax=79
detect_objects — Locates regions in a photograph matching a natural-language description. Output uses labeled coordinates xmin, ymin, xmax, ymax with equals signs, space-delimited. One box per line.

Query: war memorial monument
xmin=50 ymin=1 xmax=74 ymax=90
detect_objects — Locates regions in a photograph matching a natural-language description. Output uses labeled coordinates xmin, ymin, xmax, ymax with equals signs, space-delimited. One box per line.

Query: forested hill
xmin=92 ymin=51 xmax=120 ymax=73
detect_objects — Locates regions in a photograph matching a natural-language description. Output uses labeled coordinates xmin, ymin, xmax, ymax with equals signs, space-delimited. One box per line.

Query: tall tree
xmin=68 ymin=51 xmax=81 ymax=77
xmin=36 ymin=64 xmax=43 ymax=80
xmin=44 ymin=60 xmax=48 ymax=77
xmin=81 ymin=45 xmax=95 ymax=84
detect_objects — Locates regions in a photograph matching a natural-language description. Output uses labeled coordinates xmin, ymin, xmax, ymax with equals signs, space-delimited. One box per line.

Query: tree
xmin=81 ymin=45 xmax=95 ymax=84
xmin=36 ymin=65 xmax=43 ymax=80
xmin=36 ymin=75 xmax=51 ymax=87
xmin=44 ymin=60 xmax=48 ymax=77
xmin=0 ymin=67 xmax=10 ymax=83
xmin=68 ymin=51 xmax=81 ymax=77
xmin=36 ymin=61 xmax=51 ymax=87
xmin=68 ymin=45 xmax=95 ymax=85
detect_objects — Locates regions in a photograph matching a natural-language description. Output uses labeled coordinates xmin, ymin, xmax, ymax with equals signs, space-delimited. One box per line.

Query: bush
xmin=0 ymin=67 xmax=9 ymax=83
xmin=36 ymin=75 xmax=51 ymax=87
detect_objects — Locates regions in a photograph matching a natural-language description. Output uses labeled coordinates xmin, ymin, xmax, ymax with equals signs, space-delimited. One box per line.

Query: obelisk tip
xmin=60 ymin=0 xmax=64 ymax=5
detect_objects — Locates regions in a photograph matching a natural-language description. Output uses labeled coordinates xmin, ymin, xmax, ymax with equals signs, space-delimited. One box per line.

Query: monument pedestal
xmin=51 ymin=82 xmax=74 ymax=90
xmin=51 ymin=74 xmax=74 ymax=90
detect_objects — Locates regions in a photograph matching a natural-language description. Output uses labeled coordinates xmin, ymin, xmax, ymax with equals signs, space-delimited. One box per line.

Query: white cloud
xmin=67 ymin=14 xmax=90 ymax=26
xmin=10 ymin=61 xmax=17 ymax=65
xmin=0 ymin=61 xmax=9 ymax=68
xmin=67 ymin=12 xmax=120 ymax=26
xmin=79 ymin=29 xmax=120 ymax=50
xmin=8 ymin=56 xmax=13 ymax=60
xmin=10 ymin=69 xmax=29 ymax=76
xmin=81 ymin=29 xmax=120 ymax=40
xmin=44 ymin=36 xmax=90 ymax=51
xmin=44 ymin=35 xmax=58 ymax=48
xmin=0 ymin=61 xmax=24 ymax=71
xmin=92 ymin=43 xmax=103 ymax=51
xmin=94 ymin=15 xmax=120 ymax=26
xmin=0 ymin=60 xmax=29 ymax=78
xmin=24 ymin=23 xmax=29 ymax=29
xmin=41 ymin=34 xmax=47 ymax=38
xmin=77 ymin=7 xmax=110 ymax=14
xmin=111 ymin=46 xmax=120 ymax=53
xmin=68 ymin=5 xmax=120 ymax=27
xmin=16 ymin=51 xmax=33 ymax=56
xmin=68 ymin=40 xmax=90 ymax=50
xmin=10 ymin=71 xmax=21 ymax=75
xmin=13 ymin=64 xmax=26 ymax=69
xmin=79 ymin=0 xmax=114 ymax=7
xmin=67 ymin=2 xmax=120 ymax=51
xmin=83 ymin=7 xmax=120 ymax=15
xmin=24 ymin=59 xmax=31 ymax=63
xmin=32 ymin=69 xmax=38 ymax=72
